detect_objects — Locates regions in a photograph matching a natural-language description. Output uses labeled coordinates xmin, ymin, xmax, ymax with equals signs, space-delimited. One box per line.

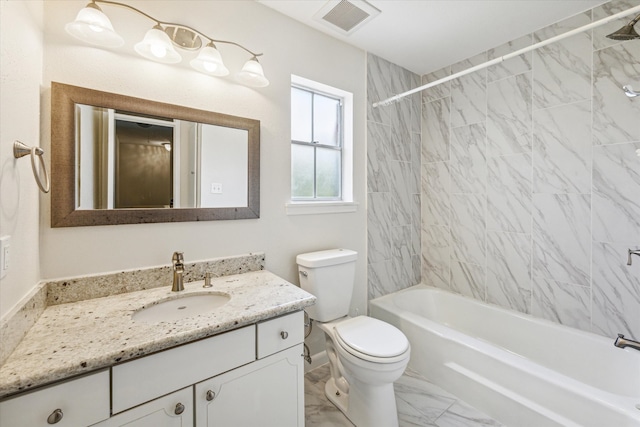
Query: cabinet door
xmin=92 ymin=387 xmax=193 ymax=427
xmin=195 ymin=344 xmax=304 ymax=427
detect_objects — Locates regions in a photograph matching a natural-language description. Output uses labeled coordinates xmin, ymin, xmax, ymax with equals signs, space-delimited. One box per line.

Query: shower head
xmin=606 ymin=14 xmax=640 ymax=40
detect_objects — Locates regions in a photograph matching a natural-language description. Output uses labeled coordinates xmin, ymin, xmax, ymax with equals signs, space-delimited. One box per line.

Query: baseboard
xmin=304 ymin=350 xmax=328 ymax=373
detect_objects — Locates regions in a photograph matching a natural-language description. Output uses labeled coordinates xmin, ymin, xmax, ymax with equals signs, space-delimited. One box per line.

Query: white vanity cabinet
xmin=0 ymin=311 xmax=305 ymax=427
xmin=196 ymin=311 xmax=305 ymax=427
xmin=195 ymin=344 xmax=304 ymax=426
xmin=0 ymin=370 xmax=110 ymax=427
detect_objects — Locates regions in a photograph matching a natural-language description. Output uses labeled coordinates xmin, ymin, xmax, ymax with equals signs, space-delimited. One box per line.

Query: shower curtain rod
xmin=372 ymin=4 xmax=640 ymax=108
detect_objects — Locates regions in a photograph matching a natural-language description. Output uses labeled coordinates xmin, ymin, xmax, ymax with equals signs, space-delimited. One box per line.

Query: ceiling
xmin=259 ymin=0 xmax=606 ymax=75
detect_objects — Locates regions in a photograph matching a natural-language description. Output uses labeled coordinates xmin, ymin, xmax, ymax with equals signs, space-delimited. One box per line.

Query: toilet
xmin=297 ymin=249 xmax=410 ymax=427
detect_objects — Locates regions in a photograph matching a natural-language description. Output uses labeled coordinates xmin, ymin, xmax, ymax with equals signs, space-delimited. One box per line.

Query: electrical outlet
xmin=0 ymin=236 xmax=10 ymax=280
xmin=210 ymin=183 xmax=223 ymax=194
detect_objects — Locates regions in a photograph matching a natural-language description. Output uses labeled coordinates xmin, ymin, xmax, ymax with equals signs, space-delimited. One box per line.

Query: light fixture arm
xmin=89 ymin=0 xmax=263 ymax=58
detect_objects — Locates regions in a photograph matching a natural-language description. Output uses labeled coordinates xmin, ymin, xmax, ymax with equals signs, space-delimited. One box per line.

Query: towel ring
xmin=13 ymin=140 xmax=50 ymax=193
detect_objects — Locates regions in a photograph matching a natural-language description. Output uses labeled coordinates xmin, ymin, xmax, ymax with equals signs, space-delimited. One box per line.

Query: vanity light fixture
xmin=65 ymin=0 xmax=268 ymax=87
xmin=190 ymin=42 xmax=229 ymax=77
xmin=237 ymin=56 xmax=269 ymax=88
xmin=65 ymin=2 xmax=124 ymax=47
xmin=134 ymin=25 xmax=182 ymax=64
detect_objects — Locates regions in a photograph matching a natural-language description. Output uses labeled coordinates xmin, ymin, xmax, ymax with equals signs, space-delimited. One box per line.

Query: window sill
xmin=285 ymin=201 xmax=359 ymax=216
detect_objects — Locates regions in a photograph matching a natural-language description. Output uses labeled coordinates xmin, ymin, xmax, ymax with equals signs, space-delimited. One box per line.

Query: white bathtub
xmin=369 ymin=284 xmax=640 ymax=427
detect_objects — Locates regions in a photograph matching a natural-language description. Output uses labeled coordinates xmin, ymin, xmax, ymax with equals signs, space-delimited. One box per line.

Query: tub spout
xmin=614 ymin=334 xmax=640 ymax=352
xmin=628 ymin=249 xmax=640 ymax=265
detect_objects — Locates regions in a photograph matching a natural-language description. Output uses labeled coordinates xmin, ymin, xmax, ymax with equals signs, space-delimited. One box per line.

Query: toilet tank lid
xmin=296 ymin=249 xmax=357 ymax=268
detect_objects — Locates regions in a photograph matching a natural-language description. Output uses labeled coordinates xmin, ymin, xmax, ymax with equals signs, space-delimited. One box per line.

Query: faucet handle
xmin=203 ymin=272 xmax=212 ymax=288
xmin=172 ymin=251 xmax=184 ymax=263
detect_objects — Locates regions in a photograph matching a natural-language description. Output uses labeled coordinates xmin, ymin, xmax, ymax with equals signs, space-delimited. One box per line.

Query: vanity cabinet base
xmin=196 ymin=344 xmax=304 ymax=427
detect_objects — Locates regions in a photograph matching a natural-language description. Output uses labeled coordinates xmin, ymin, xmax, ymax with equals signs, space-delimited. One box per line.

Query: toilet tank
xmin=296 ymin=249 xmax=357 ymax=322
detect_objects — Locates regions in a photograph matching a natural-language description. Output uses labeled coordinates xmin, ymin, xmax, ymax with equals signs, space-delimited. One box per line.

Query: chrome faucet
xmin=628 ymin=249 xmax=640 ymax=265
xmin=614 ymin=334 xmax=640 ymax=352
xmin=172 ymin=251 xmax=185 ymax=292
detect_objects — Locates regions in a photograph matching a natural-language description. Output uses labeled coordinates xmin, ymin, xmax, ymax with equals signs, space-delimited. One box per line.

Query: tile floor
xmin=305 ymin=364 xmax=504 ymax=427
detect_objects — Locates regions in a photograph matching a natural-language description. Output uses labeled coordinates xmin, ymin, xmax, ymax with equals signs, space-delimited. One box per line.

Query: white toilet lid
xmin=334 ymin=316 xmax=409 ymax=358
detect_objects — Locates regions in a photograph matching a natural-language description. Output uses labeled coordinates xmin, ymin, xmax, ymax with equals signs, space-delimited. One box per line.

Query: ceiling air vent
xmin=314 ymin=0 xmax=381 ymax=35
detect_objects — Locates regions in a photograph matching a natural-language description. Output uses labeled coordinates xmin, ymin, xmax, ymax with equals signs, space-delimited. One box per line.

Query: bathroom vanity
xmin=0 ymin=269 xmax=315 ymax=427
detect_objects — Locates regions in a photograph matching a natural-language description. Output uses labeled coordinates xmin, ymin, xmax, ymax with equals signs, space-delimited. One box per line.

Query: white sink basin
xmin=132 ymin=293 xmax=230 ymax=323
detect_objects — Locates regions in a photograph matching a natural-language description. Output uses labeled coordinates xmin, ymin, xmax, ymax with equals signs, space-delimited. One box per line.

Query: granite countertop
xmin=0 ymin=270 xmax=315 ymax=398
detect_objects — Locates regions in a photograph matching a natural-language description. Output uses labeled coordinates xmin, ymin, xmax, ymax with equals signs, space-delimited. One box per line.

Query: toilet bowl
xmin=297 ymin=249 xmax=411 ymax=427
xmin=317 ymin=316 xmax=410 ymax=427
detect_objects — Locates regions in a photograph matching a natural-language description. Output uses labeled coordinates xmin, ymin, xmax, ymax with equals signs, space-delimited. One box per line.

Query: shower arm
xmin=372 ymin=4 xmax=640 ymax=108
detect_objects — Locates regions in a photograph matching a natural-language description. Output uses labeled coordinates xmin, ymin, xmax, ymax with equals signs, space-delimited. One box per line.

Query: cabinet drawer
xmin=112 ymin=325 xmax=255 ymax=414
xmin=257 ymin=311 xmax=304 ymax=359
xmin=0 ymin=370 xmax=109 ymax=427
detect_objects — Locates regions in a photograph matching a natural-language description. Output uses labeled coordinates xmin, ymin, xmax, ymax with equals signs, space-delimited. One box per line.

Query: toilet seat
xmin=334 ymin=316 xmax=409 ymax=364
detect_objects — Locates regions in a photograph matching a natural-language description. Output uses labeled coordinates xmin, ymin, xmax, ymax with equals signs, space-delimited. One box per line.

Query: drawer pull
xmin=206 ymin=390 xmax=216 ymax=401
xmin=174 ymin=402 xmax=185 ymax=415
xmin=281 ymin=331 xmax=289 ymax=340
xmin=47 ymin=409 xmax=63 ymax=424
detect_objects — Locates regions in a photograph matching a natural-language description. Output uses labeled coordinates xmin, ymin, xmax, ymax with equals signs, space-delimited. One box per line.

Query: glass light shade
xmin=237 ymin=58 xmax=269 ymax=88
xmin=65 ymin=4 xmax=124 ymax=48
xmin=190 ymin=44 xmax=229 ymax=77
xmin=134 ymin=26 xmax=181 ymax=64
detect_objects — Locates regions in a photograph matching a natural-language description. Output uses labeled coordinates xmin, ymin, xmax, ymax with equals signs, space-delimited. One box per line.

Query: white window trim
xmin=285 ymin=200 xmax=359 ymax=215
xmin=288 ymin=75 xmax=355 ymax=215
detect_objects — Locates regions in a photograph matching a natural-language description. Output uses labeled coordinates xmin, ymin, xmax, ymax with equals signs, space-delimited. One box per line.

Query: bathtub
xmin=369 ymin=284 xmax=640 ymax=427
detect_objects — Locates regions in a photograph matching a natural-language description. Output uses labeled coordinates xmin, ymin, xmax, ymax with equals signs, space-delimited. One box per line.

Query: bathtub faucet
xmin=614 ymin=334 xmax=640 ymax=352
xmin=628 ymin=249 xmax=640 ymax=265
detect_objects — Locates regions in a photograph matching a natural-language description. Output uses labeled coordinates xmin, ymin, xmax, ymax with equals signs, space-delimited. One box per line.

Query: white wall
xmin=0 ymin=1 xmax=44 ymax=318
xmin=40 ymin=1 xmax=368 ymax=317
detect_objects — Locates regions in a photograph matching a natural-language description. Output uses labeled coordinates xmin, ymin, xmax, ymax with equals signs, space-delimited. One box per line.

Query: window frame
xmin=287 ymin=75 xmax=356 ymax=215
xmin=291 ymin=86 xmax=343 ymax=201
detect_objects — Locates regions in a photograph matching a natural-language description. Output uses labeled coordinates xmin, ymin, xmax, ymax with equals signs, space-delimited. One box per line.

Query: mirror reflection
xmin=51 ymin=82 xmax=260 ymax=227
xmin=76 ymin=105 xmax=248 ymax=210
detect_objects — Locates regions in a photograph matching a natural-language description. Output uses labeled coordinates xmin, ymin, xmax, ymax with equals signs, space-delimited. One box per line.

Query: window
xmin=288 ymin=75 xmax=355 ymax=214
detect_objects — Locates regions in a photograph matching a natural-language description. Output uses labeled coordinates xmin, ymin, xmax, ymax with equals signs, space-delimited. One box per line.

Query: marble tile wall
xmin=420 ymin=0 xmax=640 ymax=339
xmin=367 ymin=54 xmax=422 ymax=300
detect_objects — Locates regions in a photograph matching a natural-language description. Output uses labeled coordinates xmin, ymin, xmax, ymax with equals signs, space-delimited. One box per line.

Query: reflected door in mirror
xmin=75 ymin=106 xmax=248 ymax=210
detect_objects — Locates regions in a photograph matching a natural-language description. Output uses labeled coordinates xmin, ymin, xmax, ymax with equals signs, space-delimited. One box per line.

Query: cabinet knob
xmin=47 ymin=409 xmax=63 ymax=424
xmin=174 ymin=402 xmax=185 ymax=415
xmin=206 ymin=390 xmax=216 ymax=401
xmin=280 ymin=331 xmax=289 ymax=340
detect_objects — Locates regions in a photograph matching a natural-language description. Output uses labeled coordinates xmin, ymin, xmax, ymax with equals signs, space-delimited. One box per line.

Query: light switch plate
xmin=0 ymin=235 xmax=10 ymax=280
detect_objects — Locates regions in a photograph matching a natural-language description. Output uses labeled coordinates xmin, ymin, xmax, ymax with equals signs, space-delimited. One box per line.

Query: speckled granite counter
xmin=0 ymin=270 xmax=315 ymax=398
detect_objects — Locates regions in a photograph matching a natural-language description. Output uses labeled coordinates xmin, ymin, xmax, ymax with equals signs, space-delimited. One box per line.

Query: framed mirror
xmin=51 ymin=82 xmax=260 ymax=227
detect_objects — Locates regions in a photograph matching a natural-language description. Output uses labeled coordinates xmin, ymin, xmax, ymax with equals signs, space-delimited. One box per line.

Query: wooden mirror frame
xmin=51 ymin=82 xmax=260 ymax=227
